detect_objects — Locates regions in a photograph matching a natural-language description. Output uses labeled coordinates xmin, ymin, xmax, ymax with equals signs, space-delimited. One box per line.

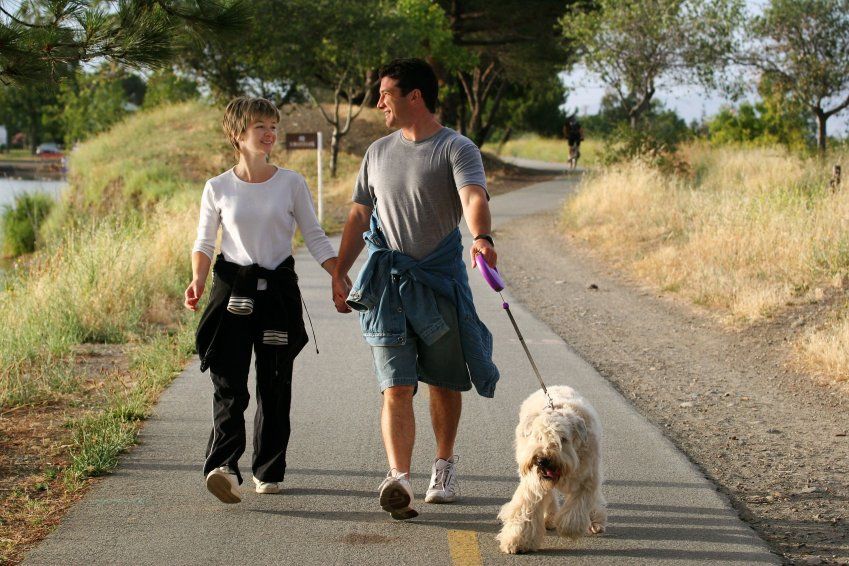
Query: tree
xmin=495 ymin=76 xmax=569 ymax=144
xmin=250 ymin=0 xmax=455 ymax=177
xmin=142 ymin=68 xmax=198 ymax=109
xmin=0 ymin=0 xmax=248 ymax=86
xmin=756 ymin=76 xmax=814 ymax=149
xmin=561 ymin=0 xmax=744 ymax=129
xmin=173 ymin=34 xmax=254 ymax=103
xmin=435 ymin=0 xmax=571 ymax=147
xmin=746 ymin=0 xmax=849 ymax=152
xmin=706 ymin=104 xmax=765 ymax=145
xmin=56 ymin=64 xmax=133 ymax=145
xmin=0 ymin=82 xmax=63 ymax=152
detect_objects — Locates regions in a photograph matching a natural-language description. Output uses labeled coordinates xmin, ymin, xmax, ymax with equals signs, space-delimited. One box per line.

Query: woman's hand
xmin=184 ymin=279 xmax=205 ymax=311
xmin=332 ymin=274 xmax=352 ymax=313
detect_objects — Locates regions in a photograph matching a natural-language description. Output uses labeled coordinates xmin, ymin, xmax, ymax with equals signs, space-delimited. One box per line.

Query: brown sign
xmin=285 ymin=133 xmax=318 ymax=150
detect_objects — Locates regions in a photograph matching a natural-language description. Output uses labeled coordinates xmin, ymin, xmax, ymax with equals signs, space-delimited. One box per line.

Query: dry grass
xmin=562 ymin=142 xmax=849 ymax=384
xmin=800 ymin=296 xmax=849 ymax=386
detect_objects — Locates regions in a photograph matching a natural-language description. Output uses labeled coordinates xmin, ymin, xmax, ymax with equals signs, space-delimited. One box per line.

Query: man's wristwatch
xmin=474 ymin=234 xmax=494 ymax=246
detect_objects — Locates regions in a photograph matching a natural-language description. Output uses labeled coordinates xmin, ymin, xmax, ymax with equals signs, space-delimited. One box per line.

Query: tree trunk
xmin=496 ymin=126 xmax=513 ymax=155
xmin=628 ymin=88 xmax=655 ymax=130
xmin=456 ymin=79 xmax=466 ymax=134
xmin=475 ymin=80 xmax=507 ymax=147
xmin=330 ymin=126 xmax=341 ymax=178
xmin=28 ymin=109 xmax=39 ymax=155
xmin=815 ymin=109 xmax=827 ymax=153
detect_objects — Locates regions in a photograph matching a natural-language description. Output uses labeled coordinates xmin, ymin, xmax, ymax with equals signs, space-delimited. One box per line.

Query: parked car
xmin=36 ymin=142 xmax=63 ymax=157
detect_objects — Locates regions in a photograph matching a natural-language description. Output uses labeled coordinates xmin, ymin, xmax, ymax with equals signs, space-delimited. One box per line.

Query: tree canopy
xmin=746 ymin=0 xmax=849 ymax=152
xmin=436 ymin=0 xmax=571 ymax=146
xmin=211 ymin=0 xmax=457 ymax=176
xmin=562 ymin=0 xmax=744 ymax=128
xmin=0 ymin=0 xmax=248 ymax=86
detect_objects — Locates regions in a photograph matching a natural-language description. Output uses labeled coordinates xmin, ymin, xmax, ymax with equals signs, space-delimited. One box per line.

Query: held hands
xmin=471 ymin=239 xmax=497 ymax=269
xmin=184 ymin=279 xmax=205 ymax=311
xmin=332 ymin=273 xmax=352 ymax=313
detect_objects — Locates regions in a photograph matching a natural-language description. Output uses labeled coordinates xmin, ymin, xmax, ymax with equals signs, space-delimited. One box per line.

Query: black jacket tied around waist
xmin=196 ymin=254 xmax=308 ymax=373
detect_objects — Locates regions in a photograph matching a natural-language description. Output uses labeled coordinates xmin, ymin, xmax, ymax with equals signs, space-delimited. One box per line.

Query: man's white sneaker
xmin=253 ymin=476 xmax=281 ymax=494
xmin=378 ymin=469 xmax=418 ymax=520
xmin=425 ymin=455 xmax=459 ymax=504
xmin=205 ymin=467 xmax=241 ymax=504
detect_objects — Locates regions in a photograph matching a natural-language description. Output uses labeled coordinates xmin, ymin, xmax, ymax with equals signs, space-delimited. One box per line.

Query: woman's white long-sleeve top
xmin=192 ymin=166 xmax=336 ymax=288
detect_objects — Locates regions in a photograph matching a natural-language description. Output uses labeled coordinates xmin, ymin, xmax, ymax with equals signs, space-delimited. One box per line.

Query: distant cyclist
xmin=563 ymin=117 xmax=584 ymax=170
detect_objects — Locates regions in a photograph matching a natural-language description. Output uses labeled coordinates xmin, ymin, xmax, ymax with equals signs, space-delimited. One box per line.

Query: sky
xmin=559 ymin=0 xmax=849 ymax=137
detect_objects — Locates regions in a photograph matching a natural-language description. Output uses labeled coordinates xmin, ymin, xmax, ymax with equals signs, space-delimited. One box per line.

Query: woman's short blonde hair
xmin=222 ymin=96 xmax=280 ymax=159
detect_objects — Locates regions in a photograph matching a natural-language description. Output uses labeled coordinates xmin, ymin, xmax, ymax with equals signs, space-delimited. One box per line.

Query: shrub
xmin=601 ymin=121 xmax=691 ymax=175
xmin=1 ymin=193 xmax=54 ymax=257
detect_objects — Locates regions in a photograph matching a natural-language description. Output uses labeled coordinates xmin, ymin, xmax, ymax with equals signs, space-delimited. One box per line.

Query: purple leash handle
xmin=475 ymin=255 xmax=553 ymax=408
xmin=476 ymin=255 xmax=505 ymax=292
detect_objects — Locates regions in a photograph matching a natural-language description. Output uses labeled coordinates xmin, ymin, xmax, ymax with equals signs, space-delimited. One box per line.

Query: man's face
xmin=377 ymin=77 xmax=413 ymax=129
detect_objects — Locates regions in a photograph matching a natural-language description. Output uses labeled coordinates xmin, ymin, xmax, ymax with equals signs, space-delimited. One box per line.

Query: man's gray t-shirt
xmin=352 ymin=127 xmax=488 ymax=260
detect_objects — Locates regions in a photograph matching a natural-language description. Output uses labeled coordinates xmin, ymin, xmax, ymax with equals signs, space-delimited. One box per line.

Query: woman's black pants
xmin=202 ymin=294 xmax=295 ymax=485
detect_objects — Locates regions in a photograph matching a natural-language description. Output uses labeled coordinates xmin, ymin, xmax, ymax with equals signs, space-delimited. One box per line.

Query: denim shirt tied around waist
xmin=346 ymin=214 xmax=499 ymax=398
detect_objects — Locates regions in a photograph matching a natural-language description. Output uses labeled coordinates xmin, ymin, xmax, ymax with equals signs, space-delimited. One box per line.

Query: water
xmin=0 ymin=177 xmax=66 ymax=208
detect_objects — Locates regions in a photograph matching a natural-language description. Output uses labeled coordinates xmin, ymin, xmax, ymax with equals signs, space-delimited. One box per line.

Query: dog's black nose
xmin=537 ymin=457 xmax=552 ymax=469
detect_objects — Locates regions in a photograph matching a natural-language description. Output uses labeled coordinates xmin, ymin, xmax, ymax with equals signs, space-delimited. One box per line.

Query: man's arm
xmin=331 ymin=202 xmax=373 ymax=313
xmin=459 ymin=185 xmax=497 ymax=268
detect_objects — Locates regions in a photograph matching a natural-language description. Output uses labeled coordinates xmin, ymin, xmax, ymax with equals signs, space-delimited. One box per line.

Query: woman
xmin=184 ymin=96 xmax=340 ymax=503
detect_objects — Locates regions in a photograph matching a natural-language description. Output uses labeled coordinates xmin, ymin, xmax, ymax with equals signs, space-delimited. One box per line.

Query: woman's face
xmin=239 ymin=117 xmax=278 ymax=158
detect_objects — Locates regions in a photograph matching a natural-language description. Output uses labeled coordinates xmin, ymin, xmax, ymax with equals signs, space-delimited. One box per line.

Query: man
xmin=331 ymin=58 xmax=499 ymax=520
xmin=563 ymin=116 xmax=584 ymax=170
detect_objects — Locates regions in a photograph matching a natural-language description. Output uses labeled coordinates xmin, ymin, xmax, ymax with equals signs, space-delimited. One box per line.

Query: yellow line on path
xmin=448 ymin=530 xmax=482 ymax=566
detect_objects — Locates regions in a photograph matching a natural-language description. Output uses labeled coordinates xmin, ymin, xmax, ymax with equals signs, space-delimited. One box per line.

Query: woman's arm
xmin=185 ymin=182 xmax=218 ymax=311
xmin=292 ymin=178 xmax=337 ymax=267
xmin=185 ymin=251 xmax=212 ymax=311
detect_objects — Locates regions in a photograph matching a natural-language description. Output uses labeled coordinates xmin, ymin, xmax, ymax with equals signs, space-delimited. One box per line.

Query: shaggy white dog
xmin=497 ymin=385 xmax=607 ymax=554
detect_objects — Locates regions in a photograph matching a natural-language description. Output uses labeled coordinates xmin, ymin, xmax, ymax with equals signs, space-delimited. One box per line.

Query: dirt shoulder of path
xmin=497 ymin=210 xmax=849 ymax=566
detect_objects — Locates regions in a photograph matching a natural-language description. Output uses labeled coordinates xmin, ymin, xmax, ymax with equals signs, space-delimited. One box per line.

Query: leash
xmin=476 ymin=255 xmax=554 ymax=409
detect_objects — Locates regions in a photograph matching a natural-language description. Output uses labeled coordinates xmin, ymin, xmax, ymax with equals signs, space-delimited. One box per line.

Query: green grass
xmin=496 ymin=133 xmax=604 ymax=168
xmin=0 ymin=149 xmax=43 ymax=161
xmin=1 ymin=193 xmax=54 ymax=257
xmin=64 ymin=323 xmax=194 ymax=485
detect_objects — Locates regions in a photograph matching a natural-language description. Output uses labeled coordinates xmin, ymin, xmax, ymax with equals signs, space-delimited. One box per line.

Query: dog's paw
xmin=499 ymin=539 xmax=534 ymax=555
xmin=544 ymin=517 xmax=557 ymax=530
xmin=588 ymin=521 xmax=606 ymax=535
xmin=497 ymin=524 xmax=540 ymax=554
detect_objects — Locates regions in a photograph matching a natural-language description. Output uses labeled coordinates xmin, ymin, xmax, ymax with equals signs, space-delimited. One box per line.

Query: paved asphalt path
xmin=24 ymin=177 xmax=779 ymax=565
xmin=498 ymin=156 xmax=576 ymax=174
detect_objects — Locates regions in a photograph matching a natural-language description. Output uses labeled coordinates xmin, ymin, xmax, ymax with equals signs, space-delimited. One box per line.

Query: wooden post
xmin=317 ymin=131 xmax=323 ymax=223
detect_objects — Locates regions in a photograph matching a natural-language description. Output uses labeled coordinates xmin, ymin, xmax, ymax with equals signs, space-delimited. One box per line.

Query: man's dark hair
xmin=379 ymin=58 xmax=439 ymax=113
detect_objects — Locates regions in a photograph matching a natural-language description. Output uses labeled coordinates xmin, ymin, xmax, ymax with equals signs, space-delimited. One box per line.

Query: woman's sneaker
xmin=425 ymin=455 xmax=459 ymax=504
xmin=205 ymin=467 xmax=241 ymax=504
xmin=253 ymin=476 xmax=281 ymax=494
xmin=378 ymin=469 xmax=418 ymax=520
